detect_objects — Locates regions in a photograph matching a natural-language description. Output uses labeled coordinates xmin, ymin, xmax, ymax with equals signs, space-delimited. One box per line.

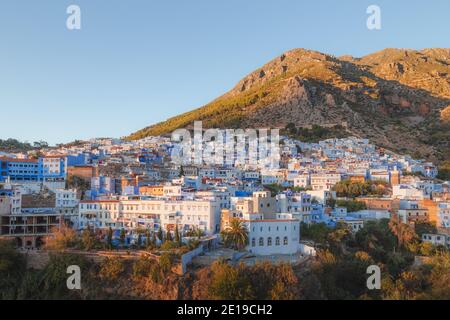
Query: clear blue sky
xmin=0 ymin=0 xmax=449 ymax=145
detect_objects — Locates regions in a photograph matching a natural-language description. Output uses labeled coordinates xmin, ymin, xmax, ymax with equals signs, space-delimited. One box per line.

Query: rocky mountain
xmin=128 ymin=48 xmax=450 ymax=161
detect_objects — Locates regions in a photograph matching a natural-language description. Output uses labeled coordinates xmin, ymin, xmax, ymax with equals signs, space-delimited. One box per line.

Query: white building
xmin=277 ymin=192 xmax=312 ymax=223
xmin=246 ymin=213 xmax=300 ymax=256
xmin=335 ymin=216 xmax=364 ymax=233
xmin=163 ymin=185 xmax=182 ymax=197
xmin=410 ymin=163 xmax=438 ymax=178
xmin=310 ymin=173 xmax=342 ymax=191
xmin=438 ymin=202 xmax=450 ymax=228
xmin=293 ymin=174 xmax=310 ymax=188
xmin=348 ymin=210 xmax=390 ymax=221
xmin=369 ymin=169 xmax=390 ymax=182
xmin=393 ymin=184 xmax=427 ymax=200
xmin=55 ymin=189 xmax=78 ymax=208
xmin=397 ymin=203 xmax=429 ymax=224
xmin=306 ymin=190 xmax=336 ymax=204
xmin=78 ymin=198 xmax=221 ymax=234
xmin=196 ymin=189 xmax=232 ymax=210
xmin=0 ymin=189 xmax=21 ymax=215
xmin=422 ymin=233 xmax=450 ymax=249
xmin=225 ymin=191 xmax=301 ymax=256
xmin=261 ymin=169 xmax=286 ymax=185
xmin=243 ymin=171 xmax=260 ymax=180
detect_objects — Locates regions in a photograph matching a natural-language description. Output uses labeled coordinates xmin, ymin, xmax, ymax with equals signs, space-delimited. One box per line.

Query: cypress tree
xmin=175 ymin=224 xmax=181 ymax=245
xmin=120 ymin=228 xmax=126 ymax=246
xmin=157 ymin=227 xmax=164 ymax=243
xmin=145 ymin=229 xmax=151 ymax=248
xmin=107 ymin=227 xmax=113 ymax=249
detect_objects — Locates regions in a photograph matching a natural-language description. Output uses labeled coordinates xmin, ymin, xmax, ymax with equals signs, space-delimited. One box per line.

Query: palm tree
xmin=221 ymin=219 xmax=249 ymax=251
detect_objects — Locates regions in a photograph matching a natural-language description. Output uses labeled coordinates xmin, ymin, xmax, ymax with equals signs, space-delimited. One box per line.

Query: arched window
xmin=259 ymin=237 xmax=264 ymax=246
xmin=267 ymin=237 xmax=272 ymax=246
xmin=251 ymin=238 xmax=256 ymax=247
xmin=283 ymin=236 xmax=288 ymax=245
xmin=275 ymin=237 xmax=280 ymax=246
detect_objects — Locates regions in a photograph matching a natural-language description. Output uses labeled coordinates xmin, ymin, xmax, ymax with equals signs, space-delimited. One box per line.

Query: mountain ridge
xmin=128 ymin=48 xmax=450 ymax=161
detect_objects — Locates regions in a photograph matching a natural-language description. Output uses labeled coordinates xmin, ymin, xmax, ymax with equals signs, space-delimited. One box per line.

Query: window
xmin=283 ymin=237 xmax=288 ymax=245
xmin=251 ymin=238 xmax=255 ymax=247
xmin=267 ymin=237 xmax=272 ymax=246
xmin=275 ymin=237 xmax=280 ymax=246
xmin=259 ymin=237 xmax=264 ymax=246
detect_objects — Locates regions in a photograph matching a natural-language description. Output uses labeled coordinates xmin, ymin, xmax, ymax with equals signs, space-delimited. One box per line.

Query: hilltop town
xmin=2 ymin=130 xmax=450 ymax=299
xmin=1 ymin=134 xmax=448 ymax=252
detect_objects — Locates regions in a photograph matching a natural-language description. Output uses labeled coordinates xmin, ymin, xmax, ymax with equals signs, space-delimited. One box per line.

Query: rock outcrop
xmin=128 ymin=48 xmax=450 ymax=161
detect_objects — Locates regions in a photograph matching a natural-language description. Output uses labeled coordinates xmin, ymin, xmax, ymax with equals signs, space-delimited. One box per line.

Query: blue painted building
xmin=0 ymin=158 xmax=40 ymax=182
xmin=138 ymin=150 xmax=163 ymax=165
xmin=90 ymin=176 xmax=116 ymax=199
xmin=0 ymin=156 xmax=67 ymax=183
xmin=67 ymin=153 xmax=90 ymax=166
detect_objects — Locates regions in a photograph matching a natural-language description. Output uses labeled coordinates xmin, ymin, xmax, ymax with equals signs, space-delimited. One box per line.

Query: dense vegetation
xmin=437 ymin=159 xmax=450 ymax=181
xmin=45 ymin=223 xmax=199 ymax=256
xmin=332 ymin=179 xmax=391 ymax=198
xmin=283 ymin=123 xmax=349 ymax=143
xmin=1 ymin=217 xmax=449 ymax=300
xmin=299 ymin=219 xmax=450 ymax=299
xmin=207 ymin=260 xmax=299 ymax=300
xmin=0 ymin=139 xmax=48 ymax=153
xmin=0 ymin=240 xmax=27 ymax=299
xmin=264 ymin=184 xmax=310 ymax=197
